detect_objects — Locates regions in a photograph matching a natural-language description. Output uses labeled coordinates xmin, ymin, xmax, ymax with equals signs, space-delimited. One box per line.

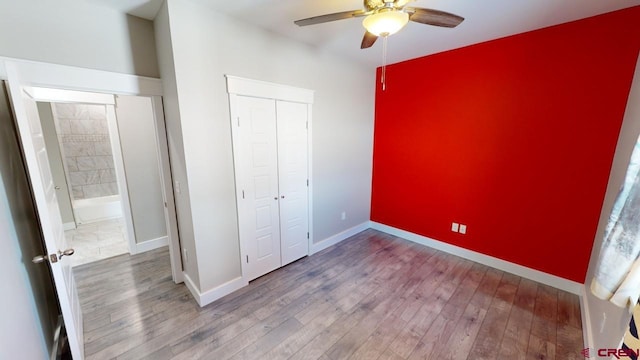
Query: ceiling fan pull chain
xmin=382 ymin=35 xmax=388 ymax=91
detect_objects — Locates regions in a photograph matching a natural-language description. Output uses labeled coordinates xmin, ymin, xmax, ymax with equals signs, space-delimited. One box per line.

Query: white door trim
xmin=0 ymin=56 xmax=163 ymax=96
xmin=30 ymin=87 xmax=115 ymax=105
xmin=306 ymin=104 xmax=314 ymax=249
xmin=226 ymin=75 xmax=314 ymax=104
xmin=226 ymin=75 xmax=314 ymax=283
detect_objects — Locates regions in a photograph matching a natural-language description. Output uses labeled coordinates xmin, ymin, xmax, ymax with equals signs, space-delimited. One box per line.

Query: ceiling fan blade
xmin=294 ymin=10 xmax=367 ymax=26
xmin=361 ymin=31 xmax=378 ymax=49
xmin=405 ymin=7 xmax=464 ymax=28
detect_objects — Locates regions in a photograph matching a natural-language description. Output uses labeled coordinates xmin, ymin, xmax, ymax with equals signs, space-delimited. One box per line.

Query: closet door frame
xmin=226 ymin=75 xmax=314 ymax=282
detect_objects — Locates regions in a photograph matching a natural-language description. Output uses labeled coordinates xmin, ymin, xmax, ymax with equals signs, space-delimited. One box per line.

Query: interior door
xmin=6 ymin=65 xmax=84 ymax=359
xmin=276 ymin=101 xmax=310 ymax=265
xmin=237 ymin=96 xmax=282 ymax=281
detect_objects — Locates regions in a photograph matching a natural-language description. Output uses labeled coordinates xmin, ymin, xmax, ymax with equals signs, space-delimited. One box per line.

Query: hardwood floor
xmin=74 ymin=229 xmax=584 ymax=360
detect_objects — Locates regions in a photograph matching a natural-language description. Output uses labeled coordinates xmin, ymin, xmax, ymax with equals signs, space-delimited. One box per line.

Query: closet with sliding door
xmin=227 ymin=76 xmax=313 ymax=281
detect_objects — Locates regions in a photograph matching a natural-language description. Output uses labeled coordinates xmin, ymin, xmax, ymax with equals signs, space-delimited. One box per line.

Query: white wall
xmin=0 ymin=0 xmax=159 ymax=77
xmin=115 ymin=95 xmax=167 ymax=244
xmin=584 ymin=54 xmax=640 ymax=349
xmin=155 ymin=0 xmax=375 ymax=294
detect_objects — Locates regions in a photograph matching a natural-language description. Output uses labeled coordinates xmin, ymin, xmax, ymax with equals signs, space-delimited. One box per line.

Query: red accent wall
xmin=371 ymin=6 xmax=640 ymax=283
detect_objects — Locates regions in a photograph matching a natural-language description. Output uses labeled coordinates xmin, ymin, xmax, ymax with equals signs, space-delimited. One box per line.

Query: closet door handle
xmin=281 ymin=195 xmax=285 ymax=199
xmin=274 ymin=197 xmax=278 ymax=200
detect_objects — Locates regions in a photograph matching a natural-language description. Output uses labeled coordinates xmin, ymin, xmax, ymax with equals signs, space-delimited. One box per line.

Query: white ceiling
xmin=97 ymin=0 xmax=640 ymax=69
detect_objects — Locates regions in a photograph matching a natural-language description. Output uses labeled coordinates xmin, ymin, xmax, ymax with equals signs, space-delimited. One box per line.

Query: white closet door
xmin=277 ymin=101 xmax=309 ymax=265
xmin=237 ymin=96 xmax=281 ymax=281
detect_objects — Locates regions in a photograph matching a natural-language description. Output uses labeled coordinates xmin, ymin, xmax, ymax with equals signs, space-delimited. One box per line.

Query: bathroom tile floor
xmin=65 ymin=218 xmax=129 ymax=267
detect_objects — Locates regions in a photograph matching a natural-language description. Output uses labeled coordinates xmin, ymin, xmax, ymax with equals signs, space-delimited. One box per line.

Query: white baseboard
xmin=370 ymin=221 xmax=583 ymax=295
xmin=183 ymin=221 xmax=367 ymax=307
xmin=580 ymin=285 xmax=594 ymax=349
xmin=311 ymin=222 xmax=370 ymax=255
xmin=184 ymin=273 xmax=247 ymax=307
xmin=134 ymin=236 xmax=168 ymax=254
xmin=63 ymin=222 xmax=76 ymax=231
xmin=183 ymin=274 xmax=201 ymax=306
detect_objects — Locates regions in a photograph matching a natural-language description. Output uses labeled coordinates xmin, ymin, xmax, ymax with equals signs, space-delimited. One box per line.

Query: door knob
xmin=58 ymin=248 xmax=75 ymax=259
xmin=32 ymin=249 xmax=74 ymax=264
xmin=32 ymin=255 xmax=48 ymax=264
xmin=54 ymin=186 xmax=61 ymax=190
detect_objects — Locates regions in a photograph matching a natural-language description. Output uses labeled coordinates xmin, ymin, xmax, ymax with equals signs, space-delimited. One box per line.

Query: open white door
xmin=6 ymin=63 xmax=84 ymax=359
xmin=150 ymin=96 xmax=184 ymax=283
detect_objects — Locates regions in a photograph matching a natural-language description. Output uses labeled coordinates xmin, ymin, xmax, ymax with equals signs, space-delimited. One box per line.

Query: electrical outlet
xmin=175 ymin=180 xmax=181 ymax=194
xmin=341 ymin=211 xmax=346 ymax=221
xmin=459 ymin=224 xmax=467 ymax=234
xmin=451 ymin=222 xmax=459 ymax=232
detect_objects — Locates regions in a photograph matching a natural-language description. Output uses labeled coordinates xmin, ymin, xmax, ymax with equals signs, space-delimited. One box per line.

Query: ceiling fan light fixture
xmin=362 ymin=10 xmax=409 ymax=37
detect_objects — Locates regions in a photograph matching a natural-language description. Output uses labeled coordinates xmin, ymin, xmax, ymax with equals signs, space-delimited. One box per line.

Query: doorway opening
xmin=5 ymin=59 xmax=183 ymax=359
xmin=38 ymin=101 xmax=129 ymax=266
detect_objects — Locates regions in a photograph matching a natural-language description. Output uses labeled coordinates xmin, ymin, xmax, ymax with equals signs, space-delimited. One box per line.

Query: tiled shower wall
xmin=53 ymin=103 xmax=119 ymax=200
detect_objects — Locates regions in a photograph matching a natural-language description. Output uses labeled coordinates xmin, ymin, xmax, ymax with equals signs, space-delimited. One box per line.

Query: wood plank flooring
xmin=74 ymin=229 xmax=584 ymax=360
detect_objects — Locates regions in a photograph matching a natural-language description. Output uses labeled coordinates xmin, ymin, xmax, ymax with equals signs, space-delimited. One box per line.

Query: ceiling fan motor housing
xmin=365 ymin=0 xmax=398 ymax=12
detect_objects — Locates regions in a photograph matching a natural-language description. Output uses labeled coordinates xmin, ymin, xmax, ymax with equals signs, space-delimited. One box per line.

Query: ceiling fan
xmin=294 ymin=0 xmax=465 ymax=49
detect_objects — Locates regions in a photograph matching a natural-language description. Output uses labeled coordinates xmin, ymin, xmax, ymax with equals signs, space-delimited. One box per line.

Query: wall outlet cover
xmin=451 ymin=222 xmax=459 ymax=232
